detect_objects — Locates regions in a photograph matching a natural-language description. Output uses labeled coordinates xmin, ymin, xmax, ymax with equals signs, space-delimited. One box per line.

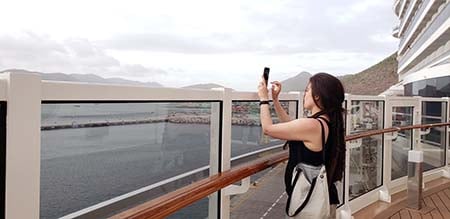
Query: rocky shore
xmin=41 ymin=114 xmax=261 ymax=130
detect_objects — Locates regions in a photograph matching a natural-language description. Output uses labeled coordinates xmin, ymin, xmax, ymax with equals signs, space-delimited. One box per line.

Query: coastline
xmin=42 ymin=114 xmax=262 ymax=130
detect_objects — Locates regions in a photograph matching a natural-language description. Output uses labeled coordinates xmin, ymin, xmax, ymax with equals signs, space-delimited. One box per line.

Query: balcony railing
xmin=394 ymin=0 xmax=403 ymax=16
xmin=399 ymin=0 xmax=412 ymax=19
xmin=398 ymin=0 xmax=421 ymax=37
xmin=399 ymin=0 xmax=435 ymax=54
xmin=111 ymin=121 xmax=450 ymax=218
xmin=399 ymin=2 xmax=450 ymax=72
xmin=393 ymin=25 xmax=400 ymax=38
xmin=1 ymin=72 xmax=450 ymax=219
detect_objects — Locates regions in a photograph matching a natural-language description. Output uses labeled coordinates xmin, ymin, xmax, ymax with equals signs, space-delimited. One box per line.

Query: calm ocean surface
xmin=40 ymin=103 xmax=282 ymax=218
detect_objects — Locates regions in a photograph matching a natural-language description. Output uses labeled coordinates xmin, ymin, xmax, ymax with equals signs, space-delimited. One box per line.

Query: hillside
xmin=338 ymin=53 xmax=398 ymax=95
xmin=182 ymin=83 xmax=231 ymax=90
xmin=0 ymin=69 xmax=163 ymax=87
xmin=281 ymin=71 xmax=312 ymax=92
xmin=279 ymin=53 xmax=398 ymax=95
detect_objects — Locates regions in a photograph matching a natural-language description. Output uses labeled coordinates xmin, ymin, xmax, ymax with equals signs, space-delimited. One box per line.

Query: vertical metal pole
xmin=383 ymin=96 xmax=393 ymax=191
xmin=297 ymin=91 xmax=305 ymax=118
xmin=379 ymin=95 xmax=392 ymax=203
xmin=209 ymin=100 xmax=221 ymax=219
xmin=220 ymin=88 xmax=233 ymax=219
xmin=4 ymin=72 xmax=41 ymax=219
xmin=407 ymin=150 xmax=423 ymax=210
xmin=336 ymin=94 xmax=354 ymax=219
xmin=443 ymin=97 xmax=450 ymax=177
xmin=287 ymin=92 xmax=300 ymax=118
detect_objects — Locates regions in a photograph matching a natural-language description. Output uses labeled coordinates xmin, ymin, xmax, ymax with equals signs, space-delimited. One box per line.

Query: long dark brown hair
xmin=309 ymin=73 xmax=346 ymax=184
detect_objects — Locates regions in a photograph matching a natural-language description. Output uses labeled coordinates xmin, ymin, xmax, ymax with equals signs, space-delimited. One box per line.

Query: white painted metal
xmin=295 ymin=91 xmax=305 ymax=118
xmin=5 ymin=72 xmax=41 ymax=219
xmin=231 ymin=91 xmax=298 ymax=101
xmin=409 ymin=150 xmax=424 ymax=162
xmin=42 ymin=80 xmax=224 ymax=101
xmin=446 ymin=97 xmax=450 ymax=171
xmin=399 ymin=0 xmax=419 ymax=35
xmin=399 ymin=3 xmax=450 ymax=72
xmin=5 ymin=73 xmax=450 ymax=218
xmin=402 ymin=63 xmax=450 ymax=85
xmin=230 ymin=144 xmax=284 ymax=161
xmin=340 ymin=94 xmax=353 ymax=218
xmin=209 ymin=100 xmax=221 ymax=219
xmin=348 ymin=188 xmax=380 ymax=214
xmin=223 ymin=177 xmax=250 ymax=196
xmin=219 ymin=88 xmax=233 ymax=219
xmin=288 ymin=92 xmax=301 ymax=118
xmin=398 ymin=0 xmax=437 ymax=55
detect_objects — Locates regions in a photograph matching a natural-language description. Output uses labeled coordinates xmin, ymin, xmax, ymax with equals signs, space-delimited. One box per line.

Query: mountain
xmin=280 ymin=71 xmax=312 ymax=92
xmin=0 ymin=69 xmax=163 ymax=87
xmin=277 ymin=53 xmax=398 ymax=95
xmin=338 ymin=53 xmax=398 ymax=95
xmin=182 ymin=83 xmax=232 ymax=90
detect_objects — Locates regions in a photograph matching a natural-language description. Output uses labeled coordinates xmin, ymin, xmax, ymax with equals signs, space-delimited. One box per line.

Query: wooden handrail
xmin=111 ymin=122 xmax=450 ymax=219
xmin=111 ymin=151 xmax=289 ymax=219
xmin=346 ymin=122 xmax=450 ymax=141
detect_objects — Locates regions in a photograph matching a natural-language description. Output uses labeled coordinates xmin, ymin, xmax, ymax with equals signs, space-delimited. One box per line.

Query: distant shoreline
xmin=41 ymin=115 xmax=261 ymax=130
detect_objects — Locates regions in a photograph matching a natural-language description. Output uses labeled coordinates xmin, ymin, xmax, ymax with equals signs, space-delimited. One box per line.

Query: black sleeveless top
xmin=284 ymin=116 xmax=340 ymax=205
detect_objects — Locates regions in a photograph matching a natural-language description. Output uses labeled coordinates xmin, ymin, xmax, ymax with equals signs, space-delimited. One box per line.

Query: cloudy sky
xmin=0 ymin=0 xmax=398 ymax=91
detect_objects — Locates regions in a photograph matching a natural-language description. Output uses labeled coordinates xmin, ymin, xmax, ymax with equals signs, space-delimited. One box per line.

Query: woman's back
xmin=284 ymin=116 xmax=339 ymax=205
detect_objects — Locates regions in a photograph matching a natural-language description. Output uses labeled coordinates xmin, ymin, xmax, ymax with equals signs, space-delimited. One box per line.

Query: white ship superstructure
xmin=392 ymin=0 xmax=450 ymax=96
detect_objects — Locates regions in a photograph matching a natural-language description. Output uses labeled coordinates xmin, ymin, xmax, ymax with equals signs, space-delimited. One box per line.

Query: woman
xmin=257 ymin=72 xmax=346 ymax=218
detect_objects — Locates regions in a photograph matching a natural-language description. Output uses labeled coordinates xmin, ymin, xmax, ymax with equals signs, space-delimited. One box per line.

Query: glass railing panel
xmin=230 ymin=101 xmax=297 ymax=167
xmin=348 ymin=100 xmax=384 ymax=200
xmin=391 ymin=106 xmax=414 ymax=180
xmin=421 ymin=101 xmax=447 ymax=171
xmin=40 ymin=102 xmax=219 ymax=219
xmin=230 ymin=162 xmax=287 ymax=219
xmin=229 ymin=100 xmax=297 ymax=218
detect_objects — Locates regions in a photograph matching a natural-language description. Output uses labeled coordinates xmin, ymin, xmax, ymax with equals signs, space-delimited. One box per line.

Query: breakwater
xmin=42 ymin=114 xmax=261 ymax=130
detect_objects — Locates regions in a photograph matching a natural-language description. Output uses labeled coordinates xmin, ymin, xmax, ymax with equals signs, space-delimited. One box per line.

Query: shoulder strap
xmin=317 ymin=116 xmax=330 ymax=124
xmin=316 ymin=118 xmax=327 ymax=163
xmin=285 ymin=173 xmax=319 ymax=216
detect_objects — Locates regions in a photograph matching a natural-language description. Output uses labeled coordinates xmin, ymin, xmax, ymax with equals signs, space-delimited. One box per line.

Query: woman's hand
xmin=258 ymin=77 xmax=269 ymax=101
xmin=271 ymin=81 xmax=282 ymax=100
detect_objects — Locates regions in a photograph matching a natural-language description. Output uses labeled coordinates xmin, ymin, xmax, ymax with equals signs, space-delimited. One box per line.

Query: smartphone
xmin=263 ymin=67 xmax=270 ymax=86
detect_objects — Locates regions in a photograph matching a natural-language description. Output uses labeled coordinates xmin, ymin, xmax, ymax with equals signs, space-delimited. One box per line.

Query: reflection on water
xmin=40 ymin=102 xmax=291 ymax=218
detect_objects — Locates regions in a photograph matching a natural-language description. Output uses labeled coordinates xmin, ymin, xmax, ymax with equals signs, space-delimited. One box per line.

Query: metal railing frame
xmin=2 ymin=72 xmax=450 ymax=219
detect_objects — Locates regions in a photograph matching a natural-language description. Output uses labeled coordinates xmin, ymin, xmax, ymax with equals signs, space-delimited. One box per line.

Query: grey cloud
xmin=100 ymin=33 xmax=260 ymax=54
xmin=254 ymin=1 xmax=397 ymax=54
xmin=0 ymin=32 xmax=167 ymax=78
xmin=100 ymin=0 xmax=396 ymax=55
xmin=0 ymin=31 xmax=66 ymax=55
xmin=122 ymin=64 xmax=167 ymax=77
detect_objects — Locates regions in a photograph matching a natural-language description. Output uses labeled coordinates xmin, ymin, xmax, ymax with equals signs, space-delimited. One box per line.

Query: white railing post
xmin=294 ymin=91 xmax=305 ymax=118
xmin=338 ymin=94 xmax=353 ymax=219
xmin=4 ymin=72 xmax=41 ymax=219
xmin=380 ymin=95 xmax=392 ymax=203
xmin=413 ymin=98 xmax=422 ymax=151
xmin=288 ymin=92 xmax=301 ymax=118
xmin=209 ymin=98 xmax=221 ymax=219
xmin=443 ymin=97 xmax=450 ymax=178
xmin=212 ymin=88 xmax=233 ymax=219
